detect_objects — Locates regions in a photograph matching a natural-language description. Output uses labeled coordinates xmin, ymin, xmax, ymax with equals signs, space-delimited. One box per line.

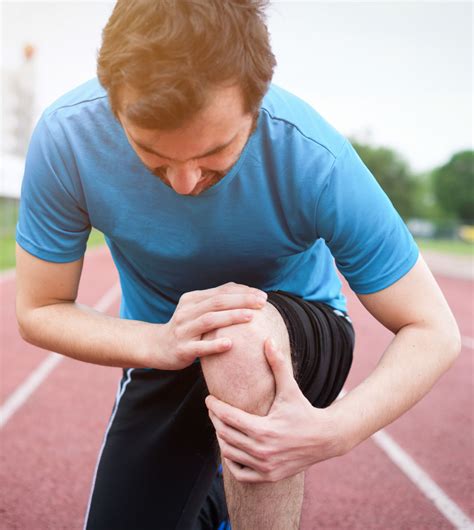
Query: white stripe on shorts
xmin=82 ymin=368 xmax=135 ymax=530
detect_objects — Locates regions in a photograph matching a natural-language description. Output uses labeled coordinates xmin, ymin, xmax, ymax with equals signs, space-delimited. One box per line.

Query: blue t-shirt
xmin=16 ymin=79 xmax=419 ymax=321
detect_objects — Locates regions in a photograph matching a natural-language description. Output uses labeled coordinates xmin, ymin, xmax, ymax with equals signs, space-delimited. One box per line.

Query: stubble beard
xmin=149 ymin=111 xmax=259 ymax=195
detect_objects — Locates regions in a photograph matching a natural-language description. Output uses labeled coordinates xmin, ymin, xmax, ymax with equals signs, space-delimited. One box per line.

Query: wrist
xmin=319 ymin=398 xmax=356 ymax=457
xmin=140 ymin=322 xmax=169 ymax=369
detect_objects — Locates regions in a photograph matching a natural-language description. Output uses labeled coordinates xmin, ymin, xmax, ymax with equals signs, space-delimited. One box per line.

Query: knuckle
xmin=219 ymin=445 xmax=229 ymax=457
xmin=259 ymin=423 xmax=276 ymax=439
xmin=267 ymin=472 xmax=279 ymax=483
xmin=260 ymin=462 xmax=273 ymax=474
xmin=238 ymin=308 xmax=253 ymax=319
xmin=255 ymin=446 xmax=270 ymax=459
xmin=266 ymin=427 xmax=278 ymax=439
xmin=173 ymin=312 xmax=184 ymax=325
xmin=200 ymin=313 xmax=215 ymax=327
xmin=173 ymin=323 xmax=185 ymax=339
xmin=179 ymin=291 xmax=191 ymax=303
xmin=241 ymin=312 xmax=261 ymax=331
xmin=175 ymin=343 xmax=187 ymax=359
xmin=212 ymin=296 xmax=227 ymax=311
xmin=220 ymin=413 xmax=231 ymax=425
xmin=255 ymin=426 xmax=267 ymax=441
xmin=249 ymin=294 xmax=263 ymax=305
xmin=235 ymin=471 xmax=246 ymax=483
xmin=219 ymin=432 xmax=231 ymax=444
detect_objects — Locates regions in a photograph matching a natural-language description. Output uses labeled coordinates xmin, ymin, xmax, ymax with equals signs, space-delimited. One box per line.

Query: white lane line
xmin=0 ymin=282 xmax=121 ymax=429
xmin=0 ymin=353 xmax=62 ymax=429
xmin=372 ymin=429 xmax=474 ymax=530
xmin=93 ymin=281 xmax=122 ymax=313
xmin=462 ymin=336 xmax=474 ymax=350
xmin=337 ymin=389 xmax=474 ymax=530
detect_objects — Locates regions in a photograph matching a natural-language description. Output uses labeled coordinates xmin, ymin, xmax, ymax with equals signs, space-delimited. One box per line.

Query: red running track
xmin=1 ymin=246 xmax=473 ymax=529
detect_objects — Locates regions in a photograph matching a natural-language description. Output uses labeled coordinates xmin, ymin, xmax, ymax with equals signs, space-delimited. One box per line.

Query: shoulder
xmin=37 ymin=78 xmax=121 ymax=160
xmin=260 ymin=84 xmax=346 ymax=159
xmin=29 ymin=78 xmax=125 ymax=182
xmin=44 ymin=78 xmax=108 ymax=116
xmin=42 ymin=78 xmax=112 ymax=132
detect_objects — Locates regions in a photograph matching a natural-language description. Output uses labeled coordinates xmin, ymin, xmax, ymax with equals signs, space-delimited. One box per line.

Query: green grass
xmin=1 ymin=196 xmax=472 ymax=271
xmin=87 ymin=228 xmax=106 ymax=248
xmin=0 ymin=198 xmax=19 ymax=271
xmin=0 ymin=228 xmax=106 ymax=272
xmin=0 ymin=197 xmax=106 ymax=271
xmin=415 ymin=238 xmax=473 ymax=256
xmin=0 ymin=235 xmax=17 ymax=271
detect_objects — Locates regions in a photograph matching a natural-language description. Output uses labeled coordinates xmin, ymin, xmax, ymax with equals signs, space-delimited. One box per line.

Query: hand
xmin=158 ymin=282 xmax=268 ymax=370
xmin=206 ymin=339 xmax=345 ymax=483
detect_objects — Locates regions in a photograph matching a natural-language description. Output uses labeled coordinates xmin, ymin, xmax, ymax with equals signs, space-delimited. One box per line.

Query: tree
xmin=350 ymin=139 xmax=418 ymax=220
xmin=432 ymin=150 xmax=474 ymax=224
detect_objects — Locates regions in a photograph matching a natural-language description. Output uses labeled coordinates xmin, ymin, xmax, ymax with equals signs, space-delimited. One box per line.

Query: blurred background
xmin=0 ymin=3 xmax=472 ymax=529
xmin=1 ymin=0 xmax=473 ymax=266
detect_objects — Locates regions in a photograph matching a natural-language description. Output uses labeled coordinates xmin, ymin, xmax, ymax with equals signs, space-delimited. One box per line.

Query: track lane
xmin=0 ymin=246 xmax=118 ymax=405
xmin=1 ymin=246 xmax=121 ymax=529
xmin=326 ymin=276 xmax=474 ymax=524
xmin=1 ymin=247 xmax=473 ymax=529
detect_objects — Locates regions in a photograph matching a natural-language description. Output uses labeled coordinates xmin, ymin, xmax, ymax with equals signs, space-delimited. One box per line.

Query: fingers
xmin=180 ymin=282 xmax=267 ymax=304
xmin=171 ymin=283 xmax=269 ymax=364
xmin=217 ymin=436 xmax=264 ymax=472
xmin=264 ymin=338 xmax=298 ymax=397
xmin=192 ymin=292 xmax=268 ymax=317
xmin=182 ymin=337 xmax=235 ymax=358
xmin=224 ymin=458 xmax=263 ymax=483
xmin=209 ymin=410 xmax=256 ymax=455
xmin=177 ymin=291 xmax=268 ymax=337
xmin=176 ymin=284 xmax=268 ymax=336
xmin=205 ymin=395 xmax=257 ymax=436
xmin=184 ymin=307 xmax=256 ymax=337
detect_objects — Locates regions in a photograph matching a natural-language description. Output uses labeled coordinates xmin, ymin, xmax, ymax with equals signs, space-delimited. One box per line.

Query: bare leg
xmin=200 ymin=302 xmax=304 ymax=530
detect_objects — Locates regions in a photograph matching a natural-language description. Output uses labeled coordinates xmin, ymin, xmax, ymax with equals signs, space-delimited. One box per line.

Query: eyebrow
xmin=130 ymin=133 xmax=237 ymax=161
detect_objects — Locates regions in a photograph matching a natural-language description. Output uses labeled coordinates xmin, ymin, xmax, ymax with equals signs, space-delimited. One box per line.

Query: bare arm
xmin=330 ymin=253 xmax=462 ymax=451
xmin=15 ymin=244 xmax=268 ymax=370
xmin=15 ymin=244 xmax=163 ymax=368
xmin=201 ymin=253 xmax=463 ymax=484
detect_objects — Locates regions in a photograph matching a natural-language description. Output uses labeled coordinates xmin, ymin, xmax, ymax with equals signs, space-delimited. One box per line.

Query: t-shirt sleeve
xmin=314 ymin=140 xmax=419 ymax=294
xmin=16 ymin=114 xmax=91 ymax=262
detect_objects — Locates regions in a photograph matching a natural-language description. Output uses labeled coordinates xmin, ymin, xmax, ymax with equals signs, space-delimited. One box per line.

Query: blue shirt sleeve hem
xmin=350 ymin=245 xmax=420 ymax=295
xmin=16 ymin=233 xmax=86 ymax=263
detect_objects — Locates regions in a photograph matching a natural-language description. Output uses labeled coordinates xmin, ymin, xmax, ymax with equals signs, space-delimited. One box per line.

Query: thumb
xmin=264 ymin=338 xmax=298 ymax=398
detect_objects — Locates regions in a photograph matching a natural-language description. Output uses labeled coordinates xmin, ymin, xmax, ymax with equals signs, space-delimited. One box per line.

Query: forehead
xmin=119 ymin=84 xmax=249 ymax=160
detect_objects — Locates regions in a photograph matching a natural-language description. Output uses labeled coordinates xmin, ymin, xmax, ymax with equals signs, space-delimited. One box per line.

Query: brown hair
xmin=97 ymin=0 xmax=276 ymax=129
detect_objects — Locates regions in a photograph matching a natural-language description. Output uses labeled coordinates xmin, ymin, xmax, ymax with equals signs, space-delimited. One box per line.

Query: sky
xmin=1 ymin=0 xmax=472 ymax=173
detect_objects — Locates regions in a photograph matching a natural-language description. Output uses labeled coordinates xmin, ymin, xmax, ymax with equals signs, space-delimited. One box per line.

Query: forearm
xmin=330 ymin=322 xmax=461 ymax=453
xmin=19 ymin=301 xmax=162 ymax=369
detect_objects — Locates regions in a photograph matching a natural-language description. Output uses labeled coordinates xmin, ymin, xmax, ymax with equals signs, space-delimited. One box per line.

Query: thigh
xmin=267 ymin=290 xmax=355 ymax=408
xmin=84 ymin=364 xmax=219 ymax=530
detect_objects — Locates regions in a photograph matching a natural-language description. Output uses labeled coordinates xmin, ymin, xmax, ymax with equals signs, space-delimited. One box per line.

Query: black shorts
xmin=84 ymin=291 xmax=355 ymax=530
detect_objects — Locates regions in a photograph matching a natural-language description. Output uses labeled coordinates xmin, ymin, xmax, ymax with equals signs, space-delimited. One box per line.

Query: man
xmin=15 ymin=1 xmax=461 ymax=529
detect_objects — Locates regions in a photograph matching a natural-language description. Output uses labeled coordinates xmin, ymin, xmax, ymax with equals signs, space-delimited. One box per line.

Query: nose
xmin=166 ymin=163 xmax=202 ymax=195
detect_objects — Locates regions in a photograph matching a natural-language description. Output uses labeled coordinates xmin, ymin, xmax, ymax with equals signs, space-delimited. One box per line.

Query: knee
xmin=200 ymin=302 xmax=290 ymax=416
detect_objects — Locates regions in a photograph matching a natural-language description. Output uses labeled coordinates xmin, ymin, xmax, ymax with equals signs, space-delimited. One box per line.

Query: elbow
xmin=450 ymin=325 xmax=462 ymax=359
xmin=440 ymin=320 xmax=462 ymax=365
xmin=16 ymin=305 xmax=37 ymax=345
xmin=17 ymin=314 xmax=33 ymax=344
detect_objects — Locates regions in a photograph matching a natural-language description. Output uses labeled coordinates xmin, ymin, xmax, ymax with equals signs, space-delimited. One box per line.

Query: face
xmin=118 ymin=84 xmax=257 ymax=196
